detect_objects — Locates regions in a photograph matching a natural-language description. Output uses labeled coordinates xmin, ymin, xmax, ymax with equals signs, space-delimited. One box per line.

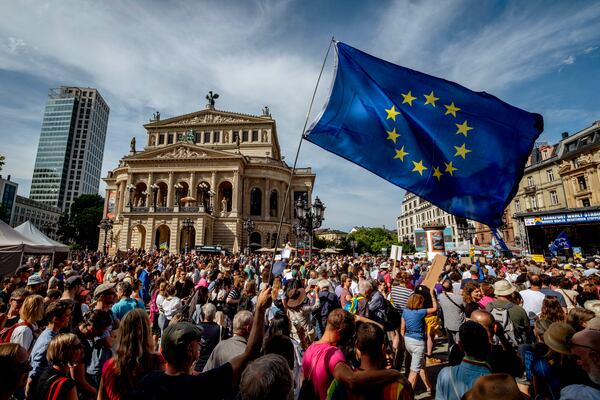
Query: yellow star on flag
xmin=423 ymin=91 xmax=439 ymax=107
xmin=455 ymin=120 xmax=473 ymax=137
xmin=385 ymin=105 xmax=400 ymax=121
xmin=394 ymin=146 xmax=409 ymax=161
xmin=401 ymin=91 xmax=417 ymax=106
xmin=454 ymin=143 xmax=472 ymax=159
xmin=444 ymin=102 xmax=461 ymax=118
xmin=386 ymin=128 xmax=400 ymax=143
xmin=432 ymin=166 xmax=443 ymax=181
xmin=412 ymin=160 xmax=427 ymax=176
xmin=444 ymin=161 xmax=458 ymax=176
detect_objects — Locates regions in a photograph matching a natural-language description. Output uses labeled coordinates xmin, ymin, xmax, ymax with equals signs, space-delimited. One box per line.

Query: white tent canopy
xmin=14 ymin=221 xmax=69 ymax=253
xmin=0 ymin=219 xmax=54 ymax=276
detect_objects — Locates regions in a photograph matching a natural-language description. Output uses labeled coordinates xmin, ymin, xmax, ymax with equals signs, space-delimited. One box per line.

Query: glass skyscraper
xmin=30 ymin=87 xmax=109 ymax=212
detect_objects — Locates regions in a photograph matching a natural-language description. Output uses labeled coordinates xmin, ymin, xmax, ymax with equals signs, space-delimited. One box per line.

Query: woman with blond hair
xmin=10 ymin=294 xmax=44 ymax=352
xmin=400 ymin=289 xmax=438 ymax=395
xmin=99 ymin=309 xmax=164 ymax=400
xmin=31 ymin=333 xmax=84 ymax=400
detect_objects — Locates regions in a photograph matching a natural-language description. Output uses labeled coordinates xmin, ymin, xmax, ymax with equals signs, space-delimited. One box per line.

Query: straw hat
xmin=286 ymin=288 xmax=306 ymax=309
xmin=462 ymin=373 xmax=524 ymax=400
xmin=543 ymin=322 xmax=575 ymax=355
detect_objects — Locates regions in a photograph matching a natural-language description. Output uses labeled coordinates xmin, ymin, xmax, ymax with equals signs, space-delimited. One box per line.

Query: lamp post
xmin=181 ymin=218 xmax=194 ymax=254
xmin=174 ymin=183 xmax=183 ymax=207
xmin=293 ymin=223 xmax=306 ymax=257
xmin=243 ymin=218 xmax=255 ymax=255
xmin=150 ymin=184 xmax=159 ymax=208
xmin=350 ymin=239 xmax=357 ymax=256
xmin=126 ymin=184 xmax=135 ymax=207
xmin=294 ymin=195 xmax=325 ymax=257
xmin=98 ymin=218 xmax=113 ymax=255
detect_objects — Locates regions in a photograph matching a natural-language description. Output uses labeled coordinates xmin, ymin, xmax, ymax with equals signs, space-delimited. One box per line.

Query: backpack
xmin=383 ymin=298 xmax=402 ymax=331
xmin=0 ymin=321 xmax=33 ymax=344
xmin=489 ymin=302 xmax=521 ymax=348
xmin=344 ymin=295 xmax=365 ymax=314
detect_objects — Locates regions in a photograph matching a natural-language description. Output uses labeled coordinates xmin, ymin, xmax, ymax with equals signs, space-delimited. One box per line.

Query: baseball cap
xmin=161 ymin=322 xmax=203 ymax=358
xmin=94 ymin=282 xmax=116 ymax=298
xmin=65 ymin=275 xmax=83 ymax=288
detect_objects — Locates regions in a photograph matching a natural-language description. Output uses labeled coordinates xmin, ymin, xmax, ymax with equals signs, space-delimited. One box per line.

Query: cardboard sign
xmin=390 ymin=245 xmax=403 ymax=261
xmin=421 ymin=254 xmax=448 ymax=289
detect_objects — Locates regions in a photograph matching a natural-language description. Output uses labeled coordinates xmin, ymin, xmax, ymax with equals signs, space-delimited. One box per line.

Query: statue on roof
xmin=153 ymin=111 xmax=160 ymax=121
xmin=206 ymin=91 xmax=219 ymax=108
xmin=130 ymin=137 xmax=136 ymax=154
xmin=262 ymin=106 xmax=270 ymax=116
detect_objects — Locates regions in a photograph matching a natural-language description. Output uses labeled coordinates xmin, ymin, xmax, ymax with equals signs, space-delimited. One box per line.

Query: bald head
xmin=470 ymin=309 xmax=495 ymax=342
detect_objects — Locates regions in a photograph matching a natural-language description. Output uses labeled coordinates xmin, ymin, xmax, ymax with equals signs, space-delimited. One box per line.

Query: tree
xmin=347 ymin=227 xmax=398 ymax=255
xmin=58 ymin=194 xmax=104 ymax=249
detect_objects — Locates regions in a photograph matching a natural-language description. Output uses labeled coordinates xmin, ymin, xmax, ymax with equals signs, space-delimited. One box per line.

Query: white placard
xmin=280 ymin=249 xmax=291 ymax=259
xmin=390 ymin=245 xmax=403 ymax=261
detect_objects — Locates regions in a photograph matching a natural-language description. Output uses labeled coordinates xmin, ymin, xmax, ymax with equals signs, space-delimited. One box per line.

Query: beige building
xmin=100 ymin=99 xmax=315 ymax=253
xmin=315 ymin=228 xmax=347 ymax=244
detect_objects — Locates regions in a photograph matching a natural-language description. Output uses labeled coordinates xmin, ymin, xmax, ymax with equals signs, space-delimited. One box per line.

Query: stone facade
xmin=99 ymin=102 xmax=315 ymax=253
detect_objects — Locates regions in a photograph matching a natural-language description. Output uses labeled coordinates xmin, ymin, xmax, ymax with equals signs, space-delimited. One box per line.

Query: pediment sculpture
xmin=156 ymin=147 xmax=206 ymax=159
xmin=176 ymin=114 xmax=250 ymax=125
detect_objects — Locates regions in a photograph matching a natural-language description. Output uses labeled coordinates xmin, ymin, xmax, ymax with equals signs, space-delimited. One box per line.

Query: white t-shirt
xmin=162 ymin=297 xmax=182 ymax=319
xmin=520 ymin=289 xmax=545 ymax=325
xmin=462 ymin=270 xmax=471 ymax=279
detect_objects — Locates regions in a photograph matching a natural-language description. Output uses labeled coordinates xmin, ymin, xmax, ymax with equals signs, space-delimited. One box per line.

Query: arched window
xmin=250 ymin=187 xmax=262 ymax=216
xmin=269 ymin=190 xmax=278 ymax=217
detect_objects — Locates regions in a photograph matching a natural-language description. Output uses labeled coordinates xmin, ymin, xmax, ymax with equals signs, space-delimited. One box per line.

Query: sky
xmin=1 ymin=0 xmax=599 ymax=232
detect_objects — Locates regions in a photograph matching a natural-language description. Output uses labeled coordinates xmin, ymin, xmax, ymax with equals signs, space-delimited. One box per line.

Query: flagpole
xmin=268 ymin=37 xmax=335 ymax=283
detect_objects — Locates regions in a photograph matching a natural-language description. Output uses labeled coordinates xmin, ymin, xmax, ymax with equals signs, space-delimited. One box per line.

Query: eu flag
xmin=305 ymin=42 xmax=543 ymax=228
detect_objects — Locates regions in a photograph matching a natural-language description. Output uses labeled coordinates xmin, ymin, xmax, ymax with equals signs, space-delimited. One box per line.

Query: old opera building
xmin=100 ymin=99 xmax=315 ymax=253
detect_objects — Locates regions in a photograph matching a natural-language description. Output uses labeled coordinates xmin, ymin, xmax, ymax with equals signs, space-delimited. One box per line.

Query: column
xmin=155 ymin=134 xmax=160 ymax=146
xmin=189 ymin=172 xmax=196 ymax=201
xmin=167 ymin=172 xmax=174 ymax=207
xmin=125 ymin=175 xmax=133 ymax=211
xmin=147 ymin=172 xmax=154 ymax=211
xmin=263 ymin=178 xmax=270 ymax=220
xmin=211 ymin=172 xmax=217 ymax=214
xmin=117 ymin=181 xmax=125 ymax=216
xmin=232 ymin=171 xmax=239 ymax=216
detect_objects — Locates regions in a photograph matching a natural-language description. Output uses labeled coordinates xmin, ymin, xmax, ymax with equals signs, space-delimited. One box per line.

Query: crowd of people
xmin=0 ymin=248 xmax=599 ymax=400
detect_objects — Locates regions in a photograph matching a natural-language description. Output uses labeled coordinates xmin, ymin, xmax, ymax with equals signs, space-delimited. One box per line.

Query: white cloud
xmin=584 ymin=45 xmax=598 ymax=54
xmin=562 ymin=55 xmax=576 ymax=65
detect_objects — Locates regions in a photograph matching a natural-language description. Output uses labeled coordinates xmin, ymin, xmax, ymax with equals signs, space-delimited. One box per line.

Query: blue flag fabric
xmin=305 ymin=42 xmax=543 ymax=227
xmin=549 ymin=231 xmax=572 ymax=256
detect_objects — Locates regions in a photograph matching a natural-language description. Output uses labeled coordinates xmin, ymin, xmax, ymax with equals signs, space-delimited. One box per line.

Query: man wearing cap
xmin=26 ymin=274 xmax=45 ymax=295
xmin=139 ymin=287 xmax=272 ymax=399
xmin=60 ymin=275 xmax=85 ymax=332
xmin=485 ymin=280 xmax=529 ymax=346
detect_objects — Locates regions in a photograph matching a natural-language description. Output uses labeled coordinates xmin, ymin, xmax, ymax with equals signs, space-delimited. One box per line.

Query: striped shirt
xmin=390 ymin=285 xmax=413 ymax=312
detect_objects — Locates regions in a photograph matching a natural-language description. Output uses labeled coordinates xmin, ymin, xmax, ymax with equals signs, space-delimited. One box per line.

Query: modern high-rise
xmin=30 ymin=87 xmax=109 ymax=212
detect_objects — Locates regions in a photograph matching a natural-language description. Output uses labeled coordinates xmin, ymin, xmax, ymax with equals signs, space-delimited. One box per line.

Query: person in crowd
xmin=239 ymin=354 xmax=294 ymax=400
xmin=203 ymin=310 xmax=254 ymax=371
xmin=485 ymin=280 xmax=530 ymax=346
xmin=302 ymin=308 xmax=402 ymax=399
xmin=2 ymin=288 xmax=28 ymax=329
xmin=400 ymin=289 xmax=438 ymax=394
xmin=461 ymin=266 xmax=482 ymax=288
xmin=567 ymin=307 xmax=596 ymax=331
xmin=478 ymin=282 xmax=495 ymax=308
xmin=286 ymin=287 xmax=320 ymax=349
xmin=195 ymin=303 xmax=224 ymax=372
xmin=99 ymin=308 xmax=164 ymax=400
xmin=462 ymin=282 xmax=483 ymax=318
xmin=61 ymin=276 xmax=85 ymax=333
xmin=26 ymin=275 xmax=46 ymax=296
xmin=137 ymin=287 xmax=272 ymax=399
xmin=436 ymin=321 xmax=491 ymax=400
xmin=111 ymin=282 xmax=143 ymax=321
xmin=560 ymin=328 xmax=600 ymax=399
xmin=161 ymin=285 xmax=182 ymax=332
xmin=540 ymin=275 xmax=567 ymax=309
xmin=224 ymin=276 xmax=243 ymax=320
xmin=28 ymin=300 xmax=73 ymax=395
xmin=539 ymin=296 xmax=565 ymax=324
xmin=31 ymin=333 xmax=84 ymax=400
xmin=238 ymin=279 xmax=256 ymax=313
xmin=316 ymin=280 xmax=340 ymax=336
xmin=0 ymin=343 xmax=30 ymax=400
xmin=520 ymin=275 xmax=546 ymax=326
xmin=339 ymin=275 xmax=353 ymax=310
xmin=9 ymin=294 xmax=44 ymax=352
xmin=414 ymin=285 xmax=441 ymax=364
xmin=438 ymin=279 xmax=465 ymax=349
xmin=556 ymin=278 xmax=579 ymax=311
xmin=461 ymin=373 xmax=523 ymax=400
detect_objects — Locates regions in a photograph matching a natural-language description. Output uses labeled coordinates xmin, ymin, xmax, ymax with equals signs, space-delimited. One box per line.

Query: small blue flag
xmin=549 ymin=231 xmax=572 ymax=256
xmin=305 ymin=42 xmax=543 ymax=227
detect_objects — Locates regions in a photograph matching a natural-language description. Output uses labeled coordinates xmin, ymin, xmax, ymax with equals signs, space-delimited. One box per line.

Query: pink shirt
xmin=478 ymin=295 xmax=494 ymax=308
xmin=302 ymin=342 xmax=346 ymax=399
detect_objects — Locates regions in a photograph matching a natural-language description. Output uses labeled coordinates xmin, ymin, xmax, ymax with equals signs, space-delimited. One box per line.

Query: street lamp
xmin=243 ymin=218 xmax=255 ymax=255
xmin=181 ymin=218 xmax=194 ymax=254
xmin=98 ymin=218 xmax=113 ymax=255
xmin=150 ymin=184 xmax=159 ymax=208
xmin=174 ymin=183 xmax=183 ymax=206
xmin=350 ymin=239 xmax=357 ymax=256
xmin=126 ymin=184 xmax=135 ymax=207
xmin=294 ymin=195 xmax=325 ymax=257
xmin=293 ymin=223 xmax=306 ymax=257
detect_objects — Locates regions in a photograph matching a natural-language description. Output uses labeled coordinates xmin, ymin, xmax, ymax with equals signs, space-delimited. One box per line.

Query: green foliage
xmin=347 ymin=227 xmax=398 ymax=255
xmin=58 ymin=194 xmax=104 ymax=249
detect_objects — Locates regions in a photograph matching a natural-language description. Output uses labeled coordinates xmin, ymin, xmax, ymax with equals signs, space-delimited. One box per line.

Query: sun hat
xmin=380 ymin=262 xmax=389 ymax=269
xmin=584 ymin=300 xmax=600 ymax=316
xmin=286 ymin=288 xmax=307 ymax=308
xmin=462 ymin=373 xmax=523 ymax=400
xmin=493 ymin=279 xmax=516 ymax=296
xmin=543 ymin=322 xmax=575 ymax=355
xmin=27 ymin=274 xmax=45 ymax=286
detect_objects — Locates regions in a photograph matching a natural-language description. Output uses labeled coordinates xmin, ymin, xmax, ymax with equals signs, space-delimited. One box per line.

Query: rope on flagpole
xmin=267 ymin=37 xmax=335 ymax=284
